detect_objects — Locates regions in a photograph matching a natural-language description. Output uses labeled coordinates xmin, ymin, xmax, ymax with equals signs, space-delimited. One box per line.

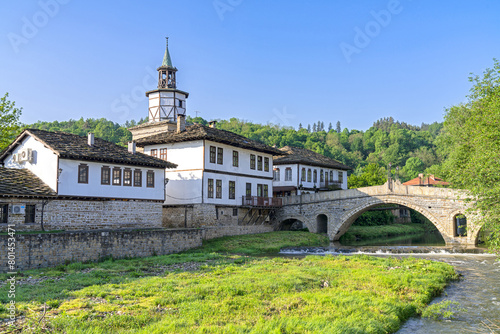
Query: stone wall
xmin=163 ymin=204 xmax=275 ymax=239
xmin=1 ymin=228 xmax=203 ymax=272
xmin=0 ymin=198 xmax=163 ymax=232
xmin=203 ymin=225 xmax=274 ymax=240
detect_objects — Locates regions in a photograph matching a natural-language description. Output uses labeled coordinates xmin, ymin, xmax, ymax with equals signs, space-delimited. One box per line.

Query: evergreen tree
xmin=336 ymin=121 xmax=341 ymax=133
xmin=320 ymin=121 xmax=325 ymax=131
xmin=307 ymin=124 xmax=311 ymax=133
xmin=298 ymin=123 xmax=303 ymax=130
xmin=328 ymin=122 xmax=332 ymax=132
xmin=312 ymin=123 xmax=317 ymax=132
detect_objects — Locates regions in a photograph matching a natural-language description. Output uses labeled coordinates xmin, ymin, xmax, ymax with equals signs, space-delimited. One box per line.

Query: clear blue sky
xmin=1 ymin=0 xmax=499 ymax=131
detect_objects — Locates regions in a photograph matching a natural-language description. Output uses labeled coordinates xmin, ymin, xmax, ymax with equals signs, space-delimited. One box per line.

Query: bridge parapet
xmin=281 ymin=180 xmax=466 ymax=206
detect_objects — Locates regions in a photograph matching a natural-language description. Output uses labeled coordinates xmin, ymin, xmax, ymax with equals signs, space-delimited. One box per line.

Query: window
xmin=338 ymin=171 xmax=343 ymax=184
xmin=320 ymin=170 xmax=324 ymax=182
xmin=325 ymin=171 xmax=329 ymax=185
xmin=285 ymin=168 xmax=292 ymax=181
xmin=246 ymin=183 xmax=252 ymax=197
xmin=0 ymin=204 xmax=8 ymax=224
xmin=307 ymin=169 xmax=312 ymax=182
xmin=257 ymin=156 xmax=263 ymax=171
xmin=25 ymin=205 xmax=36 ymax=224
xmin=250 ymin=155 xmax=256 ymax=169
xmin=150 ymin=149 xmax=158 ymax=158
xmin=208 ymin=179 xmax=214 ymax=198
xmin=233 ymin=208 xmax=238 ymax=216
xmin=101 ymin=166 xmax=110 ymax=185
xmin=264 ymin=157 xmax=269 ymax=172
xmin=123 ymin=169 xmax=132 ymax=186
xmin=78 ymin=164 xmax=89 ymax=184
xmin=257 ymin=184 xmax=263 ymax=197
xmin=217 ymin=148 xmax=223 ymax=165
xmin=313 ymin=170 xmax=317 ymax=183
xmin=147 ymin=171 xmax=155 ymax=188
xmin=178 ymin=100 xmax=183 ymax=107
xmin=301 ymin=168 xmax=306 ymax=181
xmin=112 ymin=167 xmax=121 ymax=186
xmin=263 ymin=184 xmax=269 ymax=198
xmin=229 ymin=181 xmax=235 ymax=199
xmin=134 ymin=170 xmax=142 ymax=187
xmin=232 ymin=151 xmax=239 ymax=167
xmin=330 ymin=171 xmax=333 ymax=182
xmin=210 ymin=146 xmax=216 ymax=163
xmin=216 ymin=179 xmax=222 ymax=198
xmin=274 ymin=168 xmax=280 ymax=181
xmin=159 ymin=148 xmax=167 ymax=161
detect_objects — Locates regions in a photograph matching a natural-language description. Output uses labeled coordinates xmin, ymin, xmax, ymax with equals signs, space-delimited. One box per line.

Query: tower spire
xmin=162 ymin=37 xmax=173 ymax=68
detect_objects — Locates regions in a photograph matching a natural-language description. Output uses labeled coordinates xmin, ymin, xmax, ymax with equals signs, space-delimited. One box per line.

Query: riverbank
xmin=0 ymin=232 xmax=457 ymax=334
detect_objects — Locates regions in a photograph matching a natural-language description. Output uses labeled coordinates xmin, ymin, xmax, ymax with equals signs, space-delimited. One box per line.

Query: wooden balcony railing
xmin=242 ymin=196 xmax=282 ymax=207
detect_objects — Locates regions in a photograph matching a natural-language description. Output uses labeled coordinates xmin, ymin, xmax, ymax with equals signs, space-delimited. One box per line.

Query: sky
xmin=1 ymin=0 xmax=499 ymax=131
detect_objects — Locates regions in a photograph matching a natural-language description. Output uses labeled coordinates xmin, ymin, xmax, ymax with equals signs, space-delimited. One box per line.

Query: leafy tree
xmin=441 ymin=59 xmax=500 ymax=252
xmin=348 ymin=163 xmax=387 ymax=188
xmin=401 ymin=157 xmax=425 ymax=181
xmin=0 ymin=93 xmax=22 ymax=151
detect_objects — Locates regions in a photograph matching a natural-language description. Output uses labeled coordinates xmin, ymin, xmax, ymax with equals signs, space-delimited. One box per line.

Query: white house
xmin=0 ymin=129 xmax=175 ymax=231
xmin=128 ymin=41 xmax=284 ymax=231
xmin=272 ymin=146 xmax=351 ymax=196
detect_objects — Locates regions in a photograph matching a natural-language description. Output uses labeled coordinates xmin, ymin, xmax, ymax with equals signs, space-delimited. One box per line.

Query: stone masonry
xmin=274 ymin=180 xmax=479 ymax=246
xmin=0 ymin=228 xmax=203 ymax=272
xmin=0 ymin=198 xmax=163 ymax=232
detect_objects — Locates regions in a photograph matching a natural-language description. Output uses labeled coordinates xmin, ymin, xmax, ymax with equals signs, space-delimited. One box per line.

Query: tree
xmin=401 ymin=157 xmax=425 ymax=181
xmin=298 ymin=123 xmax=303 ymax=130
xmin=336 ymin=121 xmax=341 ymax=133
xmin=328 ymin=122 xmax=332 ymax=132
xmin=307 ymin=124 xmax=311 ymax=133
xmin=312 ymin=123 xmax=317 ymax=132
xmin=348 ymin=163 xmax=387 ymax=188
xmin=0 ymin=93 xmax=22 ymax=151
xmin=441 ymin=59 xmax=500 ymax=252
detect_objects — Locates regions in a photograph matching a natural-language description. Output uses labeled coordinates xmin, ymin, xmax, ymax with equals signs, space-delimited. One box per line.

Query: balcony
xmin=242 ymin=196 xmax=282 ymax=207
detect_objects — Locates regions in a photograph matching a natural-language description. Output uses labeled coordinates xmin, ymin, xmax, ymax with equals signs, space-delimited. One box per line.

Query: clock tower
xmin=146 ymin=38 xmax=189 ymax=122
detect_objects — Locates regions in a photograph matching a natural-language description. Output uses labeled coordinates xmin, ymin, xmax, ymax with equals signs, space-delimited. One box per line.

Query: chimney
xmin=128 ymin=142 xmax=136 ymax=154
xmin=177 ymin=114 xmax=186 ymax=133
xmin=88 ymin=133 xmax=94 ymax=146
xmin=208 ymin=120 xmax=217 ymax=128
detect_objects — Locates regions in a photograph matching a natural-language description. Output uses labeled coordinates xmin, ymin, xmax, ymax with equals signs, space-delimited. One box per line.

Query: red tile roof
xmin=402 ymin=175 xmax=449 ymax=186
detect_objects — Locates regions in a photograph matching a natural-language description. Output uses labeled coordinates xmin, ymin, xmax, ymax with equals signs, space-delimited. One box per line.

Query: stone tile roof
xmin=0 ymin=167 xmax=56 ymax=197
xmin=273 ymin=146 xmax=352 ymax=170
xmin=135 ymin=123 xmax=284 ymax=156
xmin=1 ymin=129 xmax=177 ymax=169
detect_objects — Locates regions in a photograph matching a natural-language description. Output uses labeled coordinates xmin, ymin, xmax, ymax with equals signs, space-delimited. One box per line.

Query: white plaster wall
xmin=2 ymin=135 xmax=59 ymax=191
xmin=204 ymin=140 xmax=273 ymax=180
xmin=273 ymin=164 xmax=299 ymax=188
xmin=165 ymin=170 xmax=203 ymax=205
xmin=143 ymin=140 xmax=204 ymax=170
xmin=203 ymin=172 xmax=273 ymax=206
xmin=58 ymin=159 xmax=165 ymax=200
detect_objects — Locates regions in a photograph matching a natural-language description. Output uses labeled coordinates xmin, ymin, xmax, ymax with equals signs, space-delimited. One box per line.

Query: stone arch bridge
xmin=273 ymin=180 xmax=479 ymax=246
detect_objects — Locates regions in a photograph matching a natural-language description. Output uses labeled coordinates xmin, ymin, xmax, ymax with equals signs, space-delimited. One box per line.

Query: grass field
xmin=0 ymin=231 xmax=457 ymax=334
xmin=340 ymin=224 xmax=427 ymax=242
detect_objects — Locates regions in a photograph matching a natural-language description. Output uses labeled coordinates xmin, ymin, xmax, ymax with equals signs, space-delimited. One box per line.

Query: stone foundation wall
xmin=163 ymin=204 xmax=275 ymax=239
xmin=203 ymin=225 xmax=274 ymax=240
xmin=0 ymin=199 xmax=163 ymax=232
xmin=1 ymin=228 xmax=203 ymax=272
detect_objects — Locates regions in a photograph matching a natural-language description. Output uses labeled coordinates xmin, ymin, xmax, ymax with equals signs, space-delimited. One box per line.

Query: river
xmin=280 ymin=235 xmax=500 ymax=333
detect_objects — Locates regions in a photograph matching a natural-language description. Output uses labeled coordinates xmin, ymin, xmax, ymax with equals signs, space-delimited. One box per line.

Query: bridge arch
xmin=277 ymin=215 xmax=310 ymax=231
xmin=332 ymin=197 xmax=450 ymax=243
xmin=317 ymin=214 xmax=328 ymax=233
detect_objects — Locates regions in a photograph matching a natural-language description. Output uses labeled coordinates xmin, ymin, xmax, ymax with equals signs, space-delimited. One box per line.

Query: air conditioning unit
xmin=11 ymin=204 xmax=26 ymax=215
xmin=17 ymin=148 xmax=33 ymax=163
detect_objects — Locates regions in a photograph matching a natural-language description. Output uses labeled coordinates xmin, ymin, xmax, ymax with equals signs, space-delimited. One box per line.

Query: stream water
xmin=280 ymin=237 xmax=500 ymax=333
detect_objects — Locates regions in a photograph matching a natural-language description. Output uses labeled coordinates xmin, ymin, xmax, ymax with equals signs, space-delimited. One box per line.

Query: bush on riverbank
xmin=0 ymin=231 xmax=457 ymax=334
xmin=340 ymin=223 xmax=426 ymax=242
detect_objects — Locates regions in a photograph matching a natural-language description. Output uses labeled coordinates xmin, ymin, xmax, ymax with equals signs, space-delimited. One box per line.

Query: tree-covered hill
xmin=24 ymin=115 xmax=443 ymax=183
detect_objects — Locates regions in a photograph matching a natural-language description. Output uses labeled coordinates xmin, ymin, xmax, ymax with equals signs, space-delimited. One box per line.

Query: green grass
xmin=340 ymin=224 xmax=426 ymax=242
xmin=0 ymin=231 xmax=457 ymax=334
